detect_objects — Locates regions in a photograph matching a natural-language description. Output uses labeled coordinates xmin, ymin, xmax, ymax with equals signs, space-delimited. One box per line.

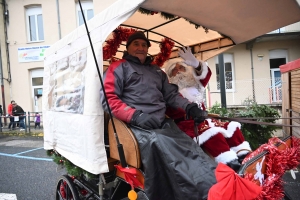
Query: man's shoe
xmin=20 ymin=129 xmax=25 ymax=131
xmin=226 ymin=159 xmax=241 ymax=172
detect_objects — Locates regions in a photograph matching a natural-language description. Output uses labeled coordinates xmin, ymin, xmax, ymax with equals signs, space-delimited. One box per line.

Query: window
xmin=215 ymin=54 xmax=235 ymax=91
xmin=26 ymin=6 xmax=44 ymax=42
xmin=32 ymin=77 xmax=43 ymax=86
xmin=76 ymin=1 xmax=94 ymax=26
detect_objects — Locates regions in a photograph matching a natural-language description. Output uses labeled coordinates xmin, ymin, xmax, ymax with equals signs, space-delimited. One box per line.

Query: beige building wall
xmin=207 ymin=38 xmax=300 ymax=107
xmin=7 ymin=0 xmax=59 ymax=113
xmin=3 ymin=0 xmax=300 ymax=112
xmin=4 ymin=0 xmax=120 ymax=113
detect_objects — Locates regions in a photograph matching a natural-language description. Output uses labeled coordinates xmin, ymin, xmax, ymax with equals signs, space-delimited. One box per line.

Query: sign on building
xmin=18 ymin=45 xmax=50 ymax=62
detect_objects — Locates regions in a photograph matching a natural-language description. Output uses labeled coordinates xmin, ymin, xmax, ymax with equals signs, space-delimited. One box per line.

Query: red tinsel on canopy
xmin=103 ymin=26 xmax=174 ymax=67
xmin=152 ymin=37 xmax=174 ymax=67
xmin=103 ymin=27 xmax=136 ymax=60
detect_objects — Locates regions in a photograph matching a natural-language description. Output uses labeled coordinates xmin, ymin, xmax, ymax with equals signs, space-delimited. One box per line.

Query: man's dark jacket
xmin=13 ymin=105 xmax=24 ymax=116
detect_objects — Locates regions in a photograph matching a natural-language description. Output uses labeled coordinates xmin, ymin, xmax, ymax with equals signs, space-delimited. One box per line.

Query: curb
xmin=0 ymin=131 xmax=44 ymax=137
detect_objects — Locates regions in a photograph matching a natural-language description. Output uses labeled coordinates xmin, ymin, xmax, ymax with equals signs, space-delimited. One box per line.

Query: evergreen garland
xmin=47 ymin=150 xmax=97 ymax=179
xmin=138 ymin=8 xmax=208 ymax=32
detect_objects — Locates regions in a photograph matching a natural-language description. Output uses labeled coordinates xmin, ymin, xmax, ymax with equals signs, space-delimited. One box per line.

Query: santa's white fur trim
xmin=205 ymin=119 xmax=215 ymax=127
xmin=163 ymin=58 xmax=184 ymax=77
xmin=215 ymin=149 xmax=238 ymax=164
xmin=226 ymin=121 xmax=241 ymax=137
xmin=231 ymin=141 xmax=252 ymax=156
xmin=195 ymin=60 xmax=209 ymax=80
xmin=195 ymin=127 xmax=229 ymax=145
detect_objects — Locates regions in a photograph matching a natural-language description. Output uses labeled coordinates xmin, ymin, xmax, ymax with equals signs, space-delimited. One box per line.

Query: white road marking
xmin=0 ymin=193 xmax=17 ymax=200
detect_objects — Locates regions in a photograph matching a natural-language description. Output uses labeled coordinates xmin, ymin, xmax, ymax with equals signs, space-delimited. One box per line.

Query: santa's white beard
xmin=169 ymin=66 xmax=205 ymax=105
xmin=169 ymin=66 xmax=198 ymax=90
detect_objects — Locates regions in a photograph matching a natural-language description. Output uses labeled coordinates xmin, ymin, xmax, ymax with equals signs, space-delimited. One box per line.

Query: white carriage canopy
xmin=43 ymin=0 xmax=300 ymax=175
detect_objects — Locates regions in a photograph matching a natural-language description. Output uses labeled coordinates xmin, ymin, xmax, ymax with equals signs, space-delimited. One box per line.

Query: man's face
xmin=171 ymin=63 xmax=186 ymax=77
xmin=127 ymin=39 xmax=149 ymax=64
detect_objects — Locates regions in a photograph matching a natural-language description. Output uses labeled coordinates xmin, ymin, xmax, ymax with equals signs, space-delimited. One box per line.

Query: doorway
xmin=31 ymin=69 xmax=44 ymax=112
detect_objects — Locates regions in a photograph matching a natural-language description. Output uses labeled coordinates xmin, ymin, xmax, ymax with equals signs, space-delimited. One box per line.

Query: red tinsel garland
xmin=243 ymin=136 xmax=300 ymax=199
xmin=152 ymin=37 xmax=174 ymax=67
xmin=103 ymin=26 xmax=174 ymax=67
xmin=103 ymin=27 xmax=136 ymax=60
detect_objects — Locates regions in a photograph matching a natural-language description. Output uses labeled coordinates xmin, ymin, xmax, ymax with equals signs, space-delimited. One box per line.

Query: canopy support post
xmin=218 ymin=53 xmax=227 ymax=108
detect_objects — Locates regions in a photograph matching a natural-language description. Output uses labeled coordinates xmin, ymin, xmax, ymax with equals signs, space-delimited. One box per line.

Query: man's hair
xmin=11 ymin=100 xmax=15 ymax=103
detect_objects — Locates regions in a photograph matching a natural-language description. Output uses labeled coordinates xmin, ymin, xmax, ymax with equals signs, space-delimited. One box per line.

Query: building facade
xmin=0 ymin=0 xmax=117 ymax=113
xmin=0 ymin=0 xmax=299 ymax=114
xmin=207 ymin=30 xmax=300 ymax=107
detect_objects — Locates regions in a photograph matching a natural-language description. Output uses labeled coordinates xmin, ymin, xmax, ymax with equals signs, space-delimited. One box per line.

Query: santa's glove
xmin=131 ymin=110 xmax=161 ymax=129
xmin=178 ymin=46 xmax=199 ymax=68
xmin=186 ymin=103 xmax=208 ymax=124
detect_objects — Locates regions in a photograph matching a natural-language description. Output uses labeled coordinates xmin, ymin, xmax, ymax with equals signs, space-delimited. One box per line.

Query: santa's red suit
xmin=164 ymin=57 xmax=251 ymax=166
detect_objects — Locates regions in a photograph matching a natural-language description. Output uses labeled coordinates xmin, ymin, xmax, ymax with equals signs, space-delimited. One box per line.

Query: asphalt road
xmin=0 ymin=134 xmax=299 ymax=200
xmin=0 ymin=135 xmax=65 ymax=200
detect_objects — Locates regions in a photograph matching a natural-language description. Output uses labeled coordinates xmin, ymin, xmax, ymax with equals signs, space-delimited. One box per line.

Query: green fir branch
xmin=46 ymin=150 xmax=96 ymax=178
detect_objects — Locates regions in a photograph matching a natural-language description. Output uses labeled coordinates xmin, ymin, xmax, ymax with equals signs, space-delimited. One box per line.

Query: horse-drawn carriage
xmin=43 ymin=0 xmax=300 ymax=199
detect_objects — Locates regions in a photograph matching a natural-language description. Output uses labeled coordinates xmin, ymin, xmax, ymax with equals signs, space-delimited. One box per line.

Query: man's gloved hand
xmin=131 ymin=111 xmax=161 ymax=129
xmin=186 ymin=103 xmax=208 ymax=124
xmin=178 ymin=46 xmax=199 ymax=68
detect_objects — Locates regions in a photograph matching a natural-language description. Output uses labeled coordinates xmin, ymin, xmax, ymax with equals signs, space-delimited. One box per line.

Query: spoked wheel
xmin=56 ymin=175 xmax=80 ymax=200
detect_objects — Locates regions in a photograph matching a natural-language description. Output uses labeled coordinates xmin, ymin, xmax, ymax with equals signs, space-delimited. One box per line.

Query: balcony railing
xmin=207 ymin=78 xmax=283 ymax=107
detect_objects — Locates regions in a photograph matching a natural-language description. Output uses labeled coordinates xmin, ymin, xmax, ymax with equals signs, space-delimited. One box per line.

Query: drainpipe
xmin=246 ymin=40 xmax=256 ymax=102
xmin=1 ymin=0 xmax=9 ymax=125
xmin=0 ymin=42 xmax=6 ymax=116
xmin=56 ymin=0 xmax=61 ymax=39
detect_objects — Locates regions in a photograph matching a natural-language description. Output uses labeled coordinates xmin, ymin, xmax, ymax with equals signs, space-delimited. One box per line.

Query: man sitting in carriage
xmin=164 ymin=47 xmax=252 ymax=172
xmin=102 ymin=31 xmax=217 ymax=200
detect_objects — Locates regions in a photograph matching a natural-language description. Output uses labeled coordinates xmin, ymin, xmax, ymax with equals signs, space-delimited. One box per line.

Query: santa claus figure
xmin=164 ymin=47 xmax=252 ymax=171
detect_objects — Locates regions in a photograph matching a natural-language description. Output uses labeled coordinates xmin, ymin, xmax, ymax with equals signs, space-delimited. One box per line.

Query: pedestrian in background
xmin=12 ymin=103 xmax=25 ymax=131
xmin=8 ymin=100 xmax=16 ymax=130
xmin=34 ymin=113 xmax=41 ymax=129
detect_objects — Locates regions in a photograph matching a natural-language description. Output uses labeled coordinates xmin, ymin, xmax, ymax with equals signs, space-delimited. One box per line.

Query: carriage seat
xmin=107 ymin=114 xmax=221 ymax=168
xmin=108 ymin=117 xmax=142 ymax=168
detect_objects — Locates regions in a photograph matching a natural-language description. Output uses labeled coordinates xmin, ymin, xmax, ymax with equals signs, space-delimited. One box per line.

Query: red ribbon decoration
xmin=208 ymin=163 xmax=262 ymax=200
xmin=115 ymin=165 xmax=144 ymax=189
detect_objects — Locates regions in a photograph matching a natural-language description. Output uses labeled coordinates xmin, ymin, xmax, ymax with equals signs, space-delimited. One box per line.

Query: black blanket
xmin=130 ymin=119 xmax=217 ymax=200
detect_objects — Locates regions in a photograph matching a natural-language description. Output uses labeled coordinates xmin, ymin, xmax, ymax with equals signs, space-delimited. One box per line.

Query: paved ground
xmin=1 ymin=129 xmax=299 ymax=199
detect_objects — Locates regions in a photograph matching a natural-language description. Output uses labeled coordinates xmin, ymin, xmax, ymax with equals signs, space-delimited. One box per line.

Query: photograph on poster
xmin=46 ymin=48 xmax=87 ymax=114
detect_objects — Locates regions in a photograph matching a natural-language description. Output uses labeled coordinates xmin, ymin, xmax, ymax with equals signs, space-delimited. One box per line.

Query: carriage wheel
xmin=56 ymin=175 xmax=80 ymax=200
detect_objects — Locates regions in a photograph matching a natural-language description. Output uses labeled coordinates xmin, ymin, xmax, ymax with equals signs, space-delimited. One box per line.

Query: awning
xmin=108 ymin=0 xmax=300 ymax=61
